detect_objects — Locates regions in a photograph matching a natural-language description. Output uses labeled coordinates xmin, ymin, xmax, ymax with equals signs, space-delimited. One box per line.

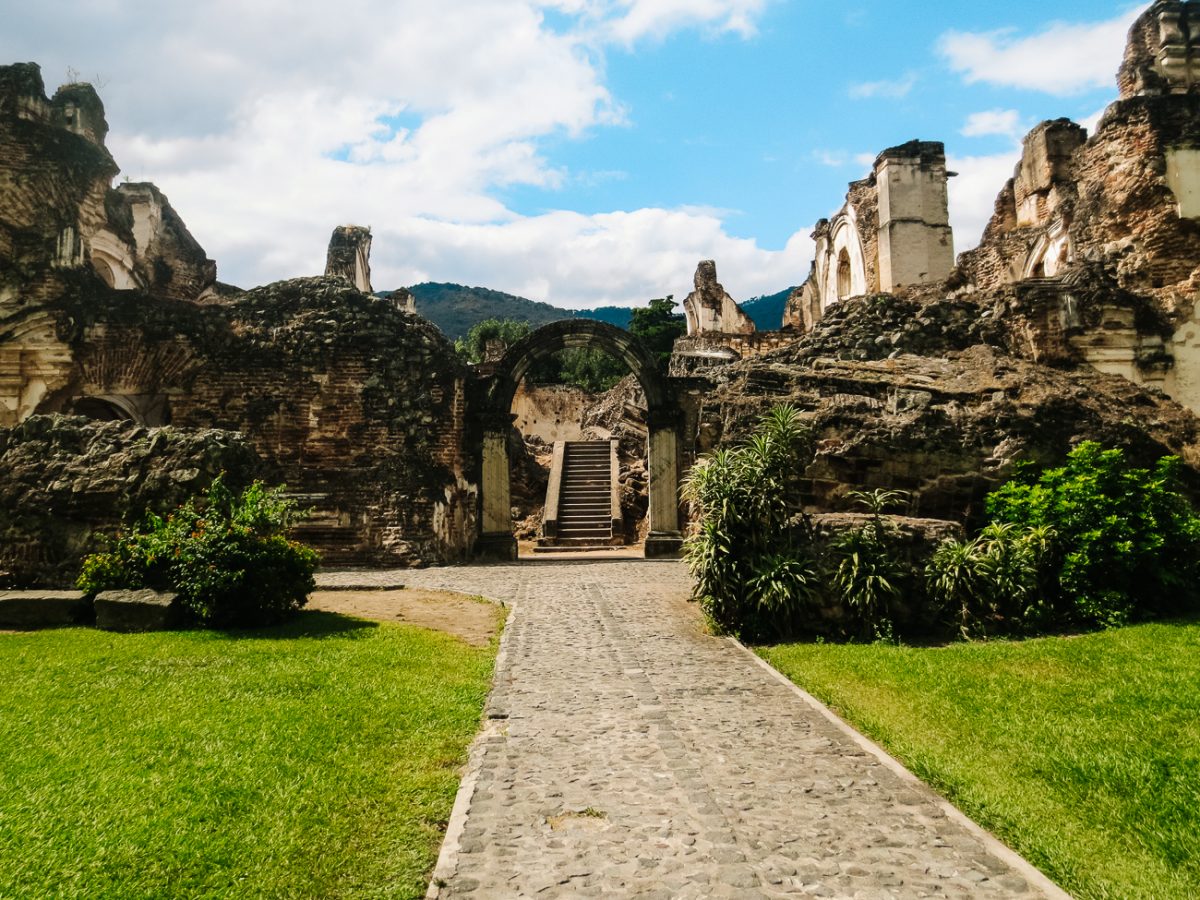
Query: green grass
xmin=761 ymin=620 xmax=1200 ymax=899
xmin=0 ymin=610 xmax=502 ymax=899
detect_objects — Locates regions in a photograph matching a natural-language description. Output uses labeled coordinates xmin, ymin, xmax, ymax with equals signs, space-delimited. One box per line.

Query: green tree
xmin=629 ymin=295 xmax=686 ymax=369
xmin=455 ymin=318 xmax=532 ymax=363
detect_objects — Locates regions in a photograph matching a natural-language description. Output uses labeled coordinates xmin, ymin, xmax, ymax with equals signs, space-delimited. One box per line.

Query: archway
xmin=474 ymin=319 xmax=684 ymax=561
xmin=836 ymin=249 xmax=852 ymax=300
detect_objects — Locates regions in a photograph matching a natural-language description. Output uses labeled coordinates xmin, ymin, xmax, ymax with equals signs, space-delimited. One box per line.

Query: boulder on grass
xmin=0 ymin=591 xmax=88 ymax=628
xmin=94 ymin=589 xmax=184 ymax=632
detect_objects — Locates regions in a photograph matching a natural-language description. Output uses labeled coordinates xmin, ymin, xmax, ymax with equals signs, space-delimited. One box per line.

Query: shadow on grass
xmin=216 ymin=609 xmax=380 ymax=641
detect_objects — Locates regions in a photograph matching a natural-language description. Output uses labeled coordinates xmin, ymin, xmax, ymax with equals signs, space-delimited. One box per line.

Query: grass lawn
xmin=761 ymin=620 xmax=1200 ymax=899
xmin=0 ymin=608 xmax=502 ymax=899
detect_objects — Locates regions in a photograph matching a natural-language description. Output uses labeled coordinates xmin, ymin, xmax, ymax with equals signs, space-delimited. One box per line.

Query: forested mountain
xmin=393 ymin=282 xmax=795 ymax=340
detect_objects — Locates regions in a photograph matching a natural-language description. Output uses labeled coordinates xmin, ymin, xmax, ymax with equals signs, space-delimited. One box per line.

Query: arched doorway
xmin=474 ymin=319 xmax=684 ymax=560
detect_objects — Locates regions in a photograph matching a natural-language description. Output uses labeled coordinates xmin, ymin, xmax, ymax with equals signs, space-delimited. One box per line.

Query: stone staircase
xmin=538 ymin=440 xmax=622 ymax=550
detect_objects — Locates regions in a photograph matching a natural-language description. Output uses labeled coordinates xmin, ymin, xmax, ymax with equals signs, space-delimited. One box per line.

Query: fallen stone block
xmin=0 ymin=591 xmax=89 ymax=628
xmin=94 ymin=589 xmax=184 ymax=632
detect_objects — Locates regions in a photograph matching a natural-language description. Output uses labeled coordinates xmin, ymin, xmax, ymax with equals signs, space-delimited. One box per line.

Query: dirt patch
xmin=306 ymin=589 xmax=502 ymax=647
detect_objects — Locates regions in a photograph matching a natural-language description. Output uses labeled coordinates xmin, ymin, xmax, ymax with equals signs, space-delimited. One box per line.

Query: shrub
xmin=824 ymin=491 xmax=917 ymax=641
xmin=926 ymin=523 xmax=1052 ymax=638
xmin=683 ymin=404 xmax=815 ymax=641
xmin=986 ymin=442 xmax=1200 ymax=628
xmin=78 ymin=477 xmax=318 ymax=627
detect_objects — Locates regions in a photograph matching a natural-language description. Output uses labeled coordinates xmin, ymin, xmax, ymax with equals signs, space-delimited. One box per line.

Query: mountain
xmin=741 ymin=287 xmax=796 ymax=331
xmin=396 ymin=282 xmax=795 ymax=340
xmin=404 ymin=283 xmax=570 ymax=340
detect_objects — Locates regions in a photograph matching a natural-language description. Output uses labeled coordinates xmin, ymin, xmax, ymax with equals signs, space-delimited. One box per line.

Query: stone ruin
xmin=6 ymin=1 xmax=1200 ymax=582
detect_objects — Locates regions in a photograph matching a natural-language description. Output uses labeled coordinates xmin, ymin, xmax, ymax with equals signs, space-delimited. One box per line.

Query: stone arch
xmin=89 ymin=229 xmax=141 ymax=290
xmin=67 ymin=394 xmax=140 ymax=422
xmin=475 ymin=319 xmax=682 ymax=560
xmin=820 ymin=211 xmax=867 ymax=310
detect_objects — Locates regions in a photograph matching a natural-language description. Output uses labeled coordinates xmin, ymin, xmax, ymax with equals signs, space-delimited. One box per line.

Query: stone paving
xmin=318 ymin=560 xmax=1064 ymax=899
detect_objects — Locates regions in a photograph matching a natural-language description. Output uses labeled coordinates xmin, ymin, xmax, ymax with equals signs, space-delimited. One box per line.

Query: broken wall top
xmin=1119 ymin=1 xmax=1200 ymax=99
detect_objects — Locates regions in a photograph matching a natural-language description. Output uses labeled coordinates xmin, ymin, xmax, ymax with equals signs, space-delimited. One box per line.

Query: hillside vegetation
xmin=395 ymin=282 xmax=792 ymax=339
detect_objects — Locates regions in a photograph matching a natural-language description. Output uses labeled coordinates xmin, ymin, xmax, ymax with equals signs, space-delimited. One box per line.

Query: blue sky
xmin=1 ymin=0 xmax=1142 ymax=308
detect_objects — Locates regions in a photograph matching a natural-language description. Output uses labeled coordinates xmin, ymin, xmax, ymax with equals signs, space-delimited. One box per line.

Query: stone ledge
xmin=0 ymin=590 xmax=88 ymax=628
xmin=94 ymin=589 xmax=183 ymax=632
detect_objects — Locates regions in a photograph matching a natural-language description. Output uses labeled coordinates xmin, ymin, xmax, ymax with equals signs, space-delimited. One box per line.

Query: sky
xmin=2 ymin=0 xmax=1143 ymax=308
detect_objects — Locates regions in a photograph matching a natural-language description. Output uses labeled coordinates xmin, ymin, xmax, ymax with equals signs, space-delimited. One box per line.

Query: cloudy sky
xmin=3 ymin=0 xmax=1140 ymax=308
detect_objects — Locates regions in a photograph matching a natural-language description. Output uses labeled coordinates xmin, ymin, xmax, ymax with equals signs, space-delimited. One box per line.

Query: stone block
xmin=0 ymin=590 xmax=88 ymax=627
xmin=94 ymin=589 xmax=184 ymax=632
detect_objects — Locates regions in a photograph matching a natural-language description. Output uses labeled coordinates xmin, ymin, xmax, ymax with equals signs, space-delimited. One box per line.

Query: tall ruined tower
xmin=874 ymin=141 xmax=954 ymax=292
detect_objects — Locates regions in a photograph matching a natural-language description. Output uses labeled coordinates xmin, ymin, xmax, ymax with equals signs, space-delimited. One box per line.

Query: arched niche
xmin=820 ymin=212 xmax=867 ymax=310
xmin=89 ymin=229 xmax=141 ymax=290
xmin=474 ymin=319 xmax=682 ymax=560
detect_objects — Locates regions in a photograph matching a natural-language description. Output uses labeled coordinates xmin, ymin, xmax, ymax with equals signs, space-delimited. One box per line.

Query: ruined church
xmin=5 ymin=0 xmax=1200 ymax=585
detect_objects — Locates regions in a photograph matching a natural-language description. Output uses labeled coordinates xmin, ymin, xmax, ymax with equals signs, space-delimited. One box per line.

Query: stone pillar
xmin=875 ymin=141 xmax=954 ymax=292
xmin=475 ymin=424 xmax=517 ymax=560
xmin=645 ymin=408 xmax=683 ymax=559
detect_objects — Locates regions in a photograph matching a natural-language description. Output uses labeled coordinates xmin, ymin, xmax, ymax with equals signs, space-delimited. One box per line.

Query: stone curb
xmin=425 ymin=599 xmax=519 ymax=899
xmin=732 ymin=638 xmax=1074 ymax=900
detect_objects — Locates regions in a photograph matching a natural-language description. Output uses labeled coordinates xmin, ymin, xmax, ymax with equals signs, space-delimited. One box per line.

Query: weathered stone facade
xmin=681 ymin=260 xmax=756 ymax=336
xmin=0 ymin=63 xmax=476 ymax=576
xmin=784 ymin=141 xmax=954 ymax=330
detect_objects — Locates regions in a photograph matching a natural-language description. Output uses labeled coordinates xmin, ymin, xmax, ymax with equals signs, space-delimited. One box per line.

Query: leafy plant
xmin=926 ymin=523 xmax=1052 ymax=638
xmin=827 ymin=526 xmax=907 ymax=641
xmin=683 ymin=404 xmax=815 ymax=640
xmin=986 ymin=442 xmax=1200 ymax=628
xmin=78 ymin=476 xmax=318 ymax=628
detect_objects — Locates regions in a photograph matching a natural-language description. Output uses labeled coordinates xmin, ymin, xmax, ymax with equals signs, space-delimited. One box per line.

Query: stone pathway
xmin=318 ymin=561 xmax=1065 ymax=899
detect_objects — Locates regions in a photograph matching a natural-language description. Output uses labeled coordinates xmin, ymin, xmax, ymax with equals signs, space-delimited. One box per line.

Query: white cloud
xmin=961 ymin=109 xmax=1024 ymax=140
xmin=0 ymin=0 xmax=803 ymax=308
xmin=595 ymin=0 xmax=770 ymax=44
xmin=938 ymin=10 xmax=1139 ymax=96
xmin=947 ymin=150 xmax=1022 ymax=253
xmin=812 ymin=149 xmax=849 ymax=168
xmin=849 ymin=73 xmax=917 ymax=100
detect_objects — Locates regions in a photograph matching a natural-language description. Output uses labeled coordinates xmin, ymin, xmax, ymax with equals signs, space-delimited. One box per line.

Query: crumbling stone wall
xmin=27 ymin=277 xmax=478 ymax=567
xmin=681 ymin=260 xmax=755 ymax=336
xmin=786 ymin=141 xmax=953 ymax=331
xmin=0 ymin=416 xmax=262 ymax=587
xmin=695 ymin=339 xmax=1200 ymax=525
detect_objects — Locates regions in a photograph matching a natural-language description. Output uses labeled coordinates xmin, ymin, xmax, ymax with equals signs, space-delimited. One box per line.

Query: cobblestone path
xmin=318 ymin=561 xmax=1063 ymax=899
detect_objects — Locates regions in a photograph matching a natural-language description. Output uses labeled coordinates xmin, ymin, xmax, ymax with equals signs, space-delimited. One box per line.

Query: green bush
xmin=926 ymin=523 xmax=1053 ymax=638
xmin=683 ymin=405 xmax=815 ymax=641
xmin=78 ymin=477 xmax=318 ymax=627
xmin=986 ymin=442 xmax=1200 ymax=628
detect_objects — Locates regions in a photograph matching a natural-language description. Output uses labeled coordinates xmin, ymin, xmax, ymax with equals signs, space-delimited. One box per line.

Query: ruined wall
xmin=681 ymin=260 xmax=756 ymax=336
xmin=25 ymin=278 xmax=478 ymax=567
xmin=512 ymin=382 xmax=593 ymax=443
xmin=669 ymin=330 xmax=796 ymax=377
xmin=787 ymin=141 xmax=952 ymax=330
xmin=955 ymin=4 xmax=1200 ymax=414
xmin=0 ymin=416 xmax=262 ymax=587
xmin=691 ymin=300 xmax=1200 ymax=525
